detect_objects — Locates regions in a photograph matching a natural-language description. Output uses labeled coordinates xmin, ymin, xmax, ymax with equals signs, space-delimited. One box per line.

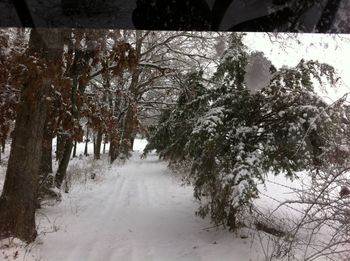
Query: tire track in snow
xmin=102 ymin=175 xmax=126 ymax=213
xmin=36 ymin=152 xmax=252 ymax=261
xmin=84 ymin=175 xmax=128 ymax=261
xmin=54 ymin=174 xmax=127 ymax=261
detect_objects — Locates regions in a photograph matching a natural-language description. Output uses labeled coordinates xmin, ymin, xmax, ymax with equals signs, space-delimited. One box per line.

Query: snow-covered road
xmin=29 ymin=152 xmax=259 ymax=261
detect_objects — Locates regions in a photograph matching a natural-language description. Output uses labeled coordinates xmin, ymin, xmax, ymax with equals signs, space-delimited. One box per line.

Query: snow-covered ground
xmin=0 ymin=139 xmax=347 ymax=261
xmin=0 ymin=140 xmax=269 ymax=261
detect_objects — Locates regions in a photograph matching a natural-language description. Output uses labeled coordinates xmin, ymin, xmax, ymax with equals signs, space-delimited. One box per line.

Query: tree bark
xmin=37 ymin=125 xmax=54 ymax=205
xmin=0 ymin=84 xmax=47 ymax=242
xmin=119 ymin=66 xmax=140 ymax=159
xmin=103 ymin=136 xmax=107 ymax=154
xmin=56 ymin=133 xmax=67 ymax=161
xmin=120 ymin=106 xmax=137 ymax=158
xmin=0 ymin=28 xmax=62 ymax=243
xmin=41 ymin=128 xmax=53 ymax=174
xmin=54 ymin=44 xmax=88 ymax=189
xmin=84 ymin=127 xmax=89 ymax=156
xmin=93 ymin=134 xmax=95 ymax=155
xmin=227 ymin=206 xmax=237 ymax=231
xmin=109 ymin=140 xmax=119 ymax=163
xmin=72 ymin=140 xmax=77 ymax=158
xmin=0 ymin=63 xmax=40 ymax=238
xmin=1 ymin=139 xmax=5 ymax=153
xmin=119 ymin=35 xmax=141 ymax=158
xmin=54 ymin=139 xmax=73 ymax=188
xmin=94 ymin=130 xmax=103 ymax=160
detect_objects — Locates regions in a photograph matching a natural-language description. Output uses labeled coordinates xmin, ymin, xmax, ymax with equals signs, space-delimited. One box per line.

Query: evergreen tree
xmin=145 ymin=33 xmax=346 ymax=230
xmin=144 ymin=71 xmax=209 ymax=161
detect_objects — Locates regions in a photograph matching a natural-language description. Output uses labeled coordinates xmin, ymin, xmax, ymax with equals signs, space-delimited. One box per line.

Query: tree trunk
xmin=109 ymin=139 xmax=119 ymax=163
xmin=94 ymin=130 xmax=103 ymax=160
xmin=93 ymin=134 xmax=96 ymax=155
xmin=130 ymin=136 xmax=135 ymax=151
xmin=55 ymin=46 xmax=87 ymax=190
xmin=0 ymin=28 xmax=62 ymax=243
xmin=54 ymin=139 xmax=74 ymax=189
xmin=119 ymin=46 xmax=141 ymax=158
xmin=84 ymin=127 xmax=89 ymax=156
xmin=72 ymin=140 xmax=77 ymax=158
xmin=56 ymin=133 xmax=67 ymax=161
xmin=227 ymin=206 xmax=237 ymax=231
xmin=120 ymin=106 xmax=137 ymax=158
xmin=103 ymin=137 xmax=107 ymax=154
xmin=41 ymin=128 xmax=53 ymax=174
xmin=37 ymin=125 xmax=54 ymax=205
xmin=1 ymin=139 xmax=5 ymax=153
xmin=0 ymin=81 xmax=47 ymax=242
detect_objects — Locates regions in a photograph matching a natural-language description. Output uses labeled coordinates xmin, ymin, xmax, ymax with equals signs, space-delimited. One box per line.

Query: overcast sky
xmin=244 ymin=33 xmax=350 ymax=102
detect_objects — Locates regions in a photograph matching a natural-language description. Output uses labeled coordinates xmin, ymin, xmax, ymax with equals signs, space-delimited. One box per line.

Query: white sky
xmin=244 ymin=33 xmax=350 ymax=103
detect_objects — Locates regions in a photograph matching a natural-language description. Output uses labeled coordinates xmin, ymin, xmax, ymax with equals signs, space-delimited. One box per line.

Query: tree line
xmin=0 ymin=28 xmax=220 ymax=242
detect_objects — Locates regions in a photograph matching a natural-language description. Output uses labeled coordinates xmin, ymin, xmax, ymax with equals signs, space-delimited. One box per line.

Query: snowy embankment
xmin=1 ymin=139 xmax=270 ymax=261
